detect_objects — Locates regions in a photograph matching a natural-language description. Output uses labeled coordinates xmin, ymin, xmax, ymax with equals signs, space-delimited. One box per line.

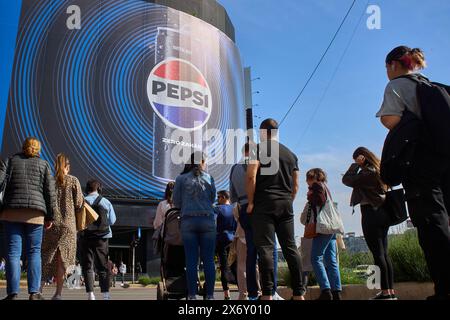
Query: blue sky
xmin=219 ymin=0 xmax=450 ymax=237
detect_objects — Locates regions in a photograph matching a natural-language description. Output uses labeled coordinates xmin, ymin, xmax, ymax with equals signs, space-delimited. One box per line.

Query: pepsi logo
xmin=147 ymin=58 xmax=212 ymax=131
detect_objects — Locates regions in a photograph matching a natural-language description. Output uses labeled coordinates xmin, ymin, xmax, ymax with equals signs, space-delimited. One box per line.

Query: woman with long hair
xmin=153 ymin=181 xmax=175 ymax=230
xmin=343 ymin=147 xmax=396 ymax=300
xmin=173 ymin=152 xmax=216 ymax=300
xmin=307 ymin=168 xmax=343 ymax=300
xmin=41 ymin=153 xmax=84 ymax=300
xmin=0 ymin=137 xmax=56 ymax=300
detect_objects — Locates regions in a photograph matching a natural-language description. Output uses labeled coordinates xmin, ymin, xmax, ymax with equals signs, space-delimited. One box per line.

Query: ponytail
xmin=386 ymin=46 xmax=427 ymax=71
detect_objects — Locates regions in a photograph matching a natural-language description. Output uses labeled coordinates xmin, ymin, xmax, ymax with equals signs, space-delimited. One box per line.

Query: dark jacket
xmin=342 ymin=163 xmax=385 ymax=209
xmin=0 ymin=153 xmax=56 ymax=221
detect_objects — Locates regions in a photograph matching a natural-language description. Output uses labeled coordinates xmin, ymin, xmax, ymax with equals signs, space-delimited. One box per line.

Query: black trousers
xmin=251 ymin=199 xmax=305 ymax=296
xmin=404 ymin=144 xmax=450 ymax=296
xmin=216 ymin=242 xmax=232 ymax=291
xmin=80 ymin=235 xmax=110 ymax=293
xmin=361 ymin=205 xmax=395 ymax=290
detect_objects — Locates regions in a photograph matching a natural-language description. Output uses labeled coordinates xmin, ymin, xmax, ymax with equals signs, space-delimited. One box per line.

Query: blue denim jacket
xmin=173 ymin=171 xmax=216 ymax=217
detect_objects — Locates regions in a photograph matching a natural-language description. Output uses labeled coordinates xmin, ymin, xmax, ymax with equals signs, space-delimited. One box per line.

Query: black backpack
xmin=380 ymin=110 xmax=423 ymax=186
xmin=85 ymin=196 xmax=110 ymax=238
xmin=380 ymin=75 xmax=450 ymax=186
xmin=400 ymin=74 xmax=450 ymax=156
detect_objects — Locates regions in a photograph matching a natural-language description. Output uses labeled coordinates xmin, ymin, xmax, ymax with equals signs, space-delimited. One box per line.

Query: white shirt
xmin=119 ymin=263 xmax=126 ymax=274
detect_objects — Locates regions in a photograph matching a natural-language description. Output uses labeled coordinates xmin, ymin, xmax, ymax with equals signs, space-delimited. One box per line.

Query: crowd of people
xmin=1 ymin=45 xmax=449 ymax=301
xmin=0 ymin=139 xmax=116 ymax=300
xmin=154 ymin=45 xmax=450 ymax=301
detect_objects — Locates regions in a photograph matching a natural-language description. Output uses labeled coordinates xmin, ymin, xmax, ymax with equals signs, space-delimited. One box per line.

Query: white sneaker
xmin=88 ymin=292 xmax=96 ymax=300
xmin=272 ymin=292 xmax=285 ymax=300
xmin=103 ymin=292 xmax=111 ymax=300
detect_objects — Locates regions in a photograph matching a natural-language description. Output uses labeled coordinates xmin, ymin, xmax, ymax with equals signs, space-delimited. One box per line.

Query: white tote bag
xmin=316 ymin=186 xmax=345 ymax=235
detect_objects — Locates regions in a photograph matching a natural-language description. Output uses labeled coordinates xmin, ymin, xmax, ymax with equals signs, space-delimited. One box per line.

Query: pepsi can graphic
xmin=150 ymin=27 xmax=210 ymax=180
xmin=0 ymin=1 xmax=246 ymax=199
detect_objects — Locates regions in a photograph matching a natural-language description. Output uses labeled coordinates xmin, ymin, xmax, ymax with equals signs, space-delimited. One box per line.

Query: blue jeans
xmin=311 ymin=234 xmax=342 ymax=291
xmin=3 ymin=222 xmax=44 ymax=295
xmin=181 ymin=215 xmax=216 ymax=299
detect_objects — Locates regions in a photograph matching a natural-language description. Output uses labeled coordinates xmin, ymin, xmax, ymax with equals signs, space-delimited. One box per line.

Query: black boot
xmin=332 ymin=291 xmax=342 ymax=300
xmin=316 ymin=289 xmax=333 ymax=300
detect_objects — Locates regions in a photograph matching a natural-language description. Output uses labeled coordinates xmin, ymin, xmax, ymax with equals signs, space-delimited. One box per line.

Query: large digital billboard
xmin=0 ymin=0 xmax=245 ymax=199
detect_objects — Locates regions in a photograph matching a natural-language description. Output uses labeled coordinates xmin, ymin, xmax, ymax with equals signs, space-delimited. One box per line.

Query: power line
xmin=295 ymin=0 xmax=369 ymax=148
xmin=279 ymin=0 xmax=358 ymax=127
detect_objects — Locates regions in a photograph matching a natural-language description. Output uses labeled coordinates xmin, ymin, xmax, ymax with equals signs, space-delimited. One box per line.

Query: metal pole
xmin=132 ymin=246 xmax=135 ymax=284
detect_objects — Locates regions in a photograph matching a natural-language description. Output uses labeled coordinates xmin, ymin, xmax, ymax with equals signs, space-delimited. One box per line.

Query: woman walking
xmin=0 ymin=137 xmax=56 ymax=300
xmin=342 ymin=147 xmax=396 ymax=300
xmin=173 ymin=152 xmax=216 ymax=300
xmin=41 ymin=153 xmax=84 ymax=300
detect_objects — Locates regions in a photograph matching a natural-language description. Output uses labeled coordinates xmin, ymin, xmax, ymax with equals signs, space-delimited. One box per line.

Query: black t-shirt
xmin=255 ymin=141 xmax=299 ymax=204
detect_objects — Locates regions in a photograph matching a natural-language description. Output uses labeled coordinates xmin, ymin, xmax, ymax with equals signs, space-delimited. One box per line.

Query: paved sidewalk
xmin=0 ymin=285 xmax=241 ymax=300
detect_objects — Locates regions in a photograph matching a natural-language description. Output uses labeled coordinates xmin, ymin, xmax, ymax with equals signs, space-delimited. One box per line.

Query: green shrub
xmin=339 ymin=267 xmax=366 ymax=285
xmin=0 ymin=271 xmax=27 ymax=280
xmin=339 ymin=250 xmax=373 ymax=269
xmin=388 ymin=230 xmax=430 ymax=282
xmin=276 ymin=231 xmax=430 ymax=288
xmin=138 ymin=276 xmax=160 ymax=286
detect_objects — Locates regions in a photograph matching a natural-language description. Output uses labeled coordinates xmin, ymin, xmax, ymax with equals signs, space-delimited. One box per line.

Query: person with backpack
xmin=342 ymin=147 xmax=397 ymax=300
xmin=79 ymin=179 xmax=116 ymax=300
xmin=0 ymin=137 xmax=56 ymax=300
xmin=153 ymin=181 xmax=175 ymax=230
xmin=377 ymin=46 xmax=450 ymax=300
xmin=214 ymin=190 xmax=237 ymax=300
xmin=173 ymin=152 xmax=217 ymax=300
xmin=41 ymin=153 xmax=84 ymax=300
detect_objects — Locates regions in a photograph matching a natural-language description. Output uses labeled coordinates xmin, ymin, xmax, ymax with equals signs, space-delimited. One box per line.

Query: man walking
xmin=80 ymin=180 xmax=116 ymax=300
xmin=246 ymin=118 xmax=305 ymax=300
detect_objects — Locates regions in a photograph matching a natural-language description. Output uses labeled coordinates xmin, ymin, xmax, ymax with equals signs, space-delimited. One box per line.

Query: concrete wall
xmin=278 ymin=282 xmax=435 ymax=300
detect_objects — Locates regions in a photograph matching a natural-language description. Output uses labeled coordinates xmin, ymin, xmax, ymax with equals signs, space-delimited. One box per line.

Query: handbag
xmin=382 ymin=188 xmax=408 ymax=226
xmin=303 ymin=204 xmax=318 ymax=239
xmin=76 ymin=201 xmax=99 ymax=232
xmin=316 ymin=186 xmax=345 ymax=235
xmin=0 ymin=158 xmax=12 ymax=210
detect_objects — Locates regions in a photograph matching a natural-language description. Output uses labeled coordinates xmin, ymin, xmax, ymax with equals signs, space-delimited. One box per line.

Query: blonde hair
xmin=55 ymin=153 xmax=70 ymax=187
xmin=409 ymin=48 xmax=427 ymax=70
xmin=22 ymin=137 xmax=41 ymax=158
